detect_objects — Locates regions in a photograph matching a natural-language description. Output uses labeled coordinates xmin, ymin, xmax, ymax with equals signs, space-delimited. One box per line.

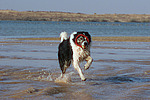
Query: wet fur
xmin=58 ymin=31 xmax=93 ymax=81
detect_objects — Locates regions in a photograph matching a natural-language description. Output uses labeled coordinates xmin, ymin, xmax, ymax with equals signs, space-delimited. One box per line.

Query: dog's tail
xmin=60 ymin=32 xmax=68 ymax=42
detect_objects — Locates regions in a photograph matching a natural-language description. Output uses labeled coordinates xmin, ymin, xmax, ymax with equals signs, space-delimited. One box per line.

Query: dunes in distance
xmin=0 ymin=10 xmax=150 ymax=22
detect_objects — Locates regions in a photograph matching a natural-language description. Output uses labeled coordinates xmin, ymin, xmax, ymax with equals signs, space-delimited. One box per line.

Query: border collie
xmin=58 ymin=31 xmax=93 ymax=81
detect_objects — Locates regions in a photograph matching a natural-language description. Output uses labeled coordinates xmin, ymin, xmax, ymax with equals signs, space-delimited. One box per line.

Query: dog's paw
xmin=82 ymin=78 xmax=86 ymax=81
xmin=84 ymin=64 xmax=90 ymax=70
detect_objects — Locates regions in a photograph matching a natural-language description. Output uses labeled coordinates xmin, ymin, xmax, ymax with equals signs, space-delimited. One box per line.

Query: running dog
xmin=58 ymin=31 xmax=93 ymax=81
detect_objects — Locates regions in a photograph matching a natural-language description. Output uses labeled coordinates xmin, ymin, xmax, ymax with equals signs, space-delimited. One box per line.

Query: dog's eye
xmin=78 ymin=36 xmax=84 ymax=40
xmin=81 ymin=37 xmax=86 ymax=41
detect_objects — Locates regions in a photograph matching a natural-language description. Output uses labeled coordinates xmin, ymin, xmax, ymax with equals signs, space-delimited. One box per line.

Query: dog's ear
xmin=83 ymin=32 xmax=91 ymax=43
xmin=77 ymin=31 xmax=91 ymax=43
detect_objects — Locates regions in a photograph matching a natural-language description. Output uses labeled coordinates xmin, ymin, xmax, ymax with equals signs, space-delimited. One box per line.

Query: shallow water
xmin=1 ymin=21 xmax=150 ymax=38
xmin=0 ymin=38 xmax=150 ymax=99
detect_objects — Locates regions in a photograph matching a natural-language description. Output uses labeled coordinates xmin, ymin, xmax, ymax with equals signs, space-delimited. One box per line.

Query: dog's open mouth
xmin=81 ymin=41 xmax=88 ymax=49
xmin=82 ymin=45 xmax=86 ymax=49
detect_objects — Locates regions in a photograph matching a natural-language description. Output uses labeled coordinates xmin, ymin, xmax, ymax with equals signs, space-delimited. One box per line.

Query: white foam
xmin=55 ymin=72 xmax=74 ymax=83
xmin=46 ymin=73 xmax=53 ymax=81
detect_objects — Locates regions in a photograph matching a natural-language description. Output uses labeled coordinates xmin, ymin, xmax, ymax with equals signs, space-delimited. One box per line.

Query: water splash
xmin=55 ymin=72 xmax=74 ymax=83
xmin=46 ymin=73 xmax=53 ymax=81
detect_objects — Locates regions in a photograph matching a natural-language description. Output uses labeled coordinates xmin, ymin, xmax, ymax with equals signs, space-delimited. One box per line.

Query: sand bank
xmin=14 ymin=36 xmax=150 ymax=42
xmin=92 ymin=36 xmax=150 ymax=42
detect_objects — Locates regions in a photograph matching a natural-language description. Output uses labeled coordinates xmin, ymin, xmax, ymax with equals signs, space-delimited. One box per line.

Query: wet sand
xmin=0 ymin=37 xmax=150 ymax=99
xmin=13 ymin=36 xmax=150 ymax=42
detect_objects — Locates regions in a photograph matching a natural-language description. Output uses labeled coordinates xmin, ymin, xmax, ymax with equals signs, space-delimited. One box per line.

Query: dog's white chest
xmin=74 ymin=46 xmax=90 ymax=61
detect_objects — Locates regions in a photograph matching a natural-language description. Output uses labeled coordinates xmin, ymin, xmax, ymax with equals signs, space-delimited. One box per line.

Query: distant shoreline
xmin=0 ymin=10 xmax=150 ymax=22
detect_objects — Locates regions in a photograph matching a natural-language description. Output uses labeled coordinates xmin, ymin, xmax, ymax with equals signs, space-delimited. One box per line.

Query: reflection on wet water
xmin=0 ymin=39 xmax=150 ymax=99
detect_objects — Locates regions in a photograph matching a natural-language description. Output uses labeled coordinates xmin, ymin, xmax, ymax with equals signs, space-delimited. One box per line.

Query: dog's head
xmin=71 ymin=31 xmax=91 ymax=49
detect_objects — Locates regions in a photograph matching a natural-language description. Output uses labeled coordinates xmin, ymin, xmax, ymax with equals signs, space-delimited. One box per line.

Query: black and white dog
xmin=58 ymin=31 xmax=93 ymax=81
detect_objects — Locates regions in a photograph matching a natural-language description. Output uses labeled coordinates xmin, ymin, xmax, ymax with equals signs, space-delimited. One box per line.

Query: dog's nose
xmin=84 ymin=42 xmax=88 ymax=46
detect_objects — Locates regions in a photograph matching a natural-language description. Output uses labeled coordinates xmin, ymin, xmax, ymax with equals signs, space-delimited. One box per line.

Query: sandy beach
xmin=0 ymin=36 xmax=150 ymax=99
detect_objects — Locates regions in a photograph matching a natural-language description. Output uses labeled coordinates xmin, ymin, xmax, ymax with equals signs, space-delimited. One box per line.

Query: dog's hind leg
xmin=84 ymin=56 xmax=93 ymax=70
xmin=59 ymin=60 xmax=71 ymax=77
xmin=58 ymin=38 xmax=72 ymax=78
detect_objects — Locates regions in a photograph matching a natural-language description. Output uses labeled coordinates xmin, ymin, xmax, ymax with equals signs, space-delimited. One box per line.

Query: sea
xmin=0 ymin=21 xmax=150 ymax=99
xmin=0 ymin=20 xmax=150 ymax=38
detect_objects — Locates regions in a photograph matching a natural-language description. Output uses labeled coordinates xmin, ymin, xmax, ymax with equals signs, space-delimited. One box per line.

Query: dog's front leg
xmin=73 ymin=60 xmax=86 ymax=81
xmin=84 ymin=56 xmax=93 ymax=70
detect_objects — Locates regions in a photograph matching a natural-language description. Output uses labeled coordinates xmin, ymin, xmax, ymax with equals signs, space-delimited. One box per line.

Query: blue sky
xmin=0 ymin=0 xmax=150 ymax=14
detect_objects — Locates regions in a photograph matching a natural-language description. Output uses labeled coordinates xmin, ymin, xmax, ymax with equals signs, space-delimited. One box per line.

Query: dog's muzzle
xmin=82 ymin=41 xmax=88 ymax=49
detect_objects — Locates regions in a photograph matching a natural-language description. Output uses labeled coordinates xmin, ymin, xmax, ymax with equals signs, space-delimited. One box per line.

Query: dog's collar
xmin=75 ymin=34 xmax=89 ymax=48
